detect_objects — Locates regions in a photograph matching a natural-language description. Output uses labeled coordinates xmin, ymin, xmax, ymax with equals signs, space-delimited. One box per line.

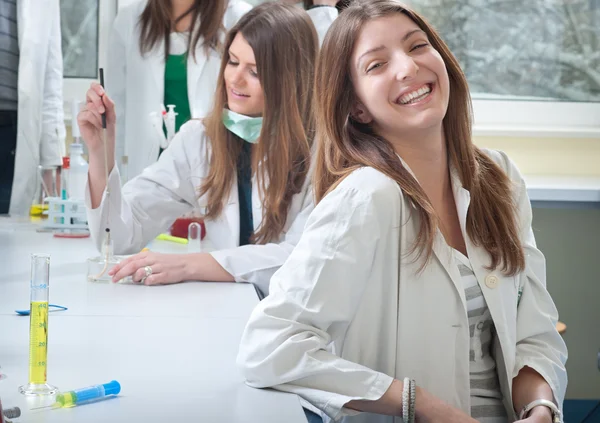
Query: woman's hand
xmin=109 ymin=251 xmax=194 ymax=285
xmin=108 ymin=251 xmax=234 ymax=285
xmin=78 ymin=82 xmax=117 ymax=208
xmin=78 ymin=83 xmax=116 ymax=155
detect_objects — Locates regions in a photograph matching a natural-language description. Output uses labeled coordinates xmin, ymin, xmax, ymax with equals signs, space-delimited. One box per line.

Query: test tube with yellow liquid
xmin=18 ymin=254 xmax=58 ymax=396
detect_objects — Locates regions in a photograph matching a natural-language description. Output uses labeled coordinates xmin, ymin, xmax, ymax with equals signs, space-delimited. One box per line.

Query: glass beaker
xmin=30 ymin=166 xmax=59 ymax=217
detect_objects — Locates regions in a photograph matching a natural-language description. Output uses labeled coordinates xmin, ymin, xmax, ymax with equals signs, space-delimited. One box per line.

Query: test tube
xmin=188 ymin=222 xmax=202 ymax=253
xmin=18 ymin=254 xmax=57 ymax=396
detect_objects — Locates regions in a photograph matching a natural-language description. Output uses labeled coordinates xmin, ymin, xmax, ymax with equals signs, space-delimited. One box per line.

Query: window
xmin=408 ymin=0 xmax=600 ymax=137
xmin=60 ymin=0 xmax=98 ymax=79
xmin=60 ymin=0 xmax=117 ymax=116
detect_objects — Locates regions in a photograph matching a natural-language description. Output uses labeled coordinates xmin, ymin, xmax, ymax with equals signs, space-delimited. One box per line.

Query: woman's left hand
xmin=109 ymin=251 xmax=195 ymax=285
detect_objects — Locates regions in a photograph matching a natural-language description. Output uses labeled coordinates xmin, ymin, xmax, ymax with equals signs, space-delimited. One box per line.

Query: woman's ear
xmin=350 ymin=102 xmax=373 ymax=124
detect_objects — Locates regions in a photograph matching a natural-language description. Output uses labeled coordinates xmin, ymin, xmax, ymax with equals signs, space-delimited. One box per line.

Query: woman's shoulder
xmin=224 ymin=1 xmax=253 ymax=29
xmin=325 ymin=167 xmax=404 ymax=211
xmin=114 ymin=0 xmax=147 ymax=23
xmin=479 ymin=148 xmax=525 ymax=184
xmin=112 ymin=0 xmax=147 ymax=39
xmin=167 ymin=119 xmax=211 ymax=160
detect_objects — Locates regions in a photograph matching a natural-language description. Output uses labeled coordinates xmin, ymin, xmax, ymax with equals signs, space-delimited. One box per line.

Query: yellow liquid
xmin=29 ymin=204 xmax=49 ymax=216
xmin=28 ymin=301 xmax=49 ymax=384
xmin=57 ymin=392 xmax=77 ymax=407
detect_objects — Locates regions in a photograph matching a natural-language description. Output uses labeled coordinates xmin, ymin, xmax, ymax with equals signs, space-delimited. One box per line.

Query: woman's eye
xmin=367 ymin=62 xmax=384 ymax=73
xmin=410 ymin=43 xmax=429 ymax=52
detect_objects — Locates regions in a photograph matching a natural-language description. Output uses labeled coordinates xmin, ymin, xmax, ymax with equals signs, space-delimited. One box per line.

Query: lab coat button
xmin=485 ymin=275 xmax=499 ymax=289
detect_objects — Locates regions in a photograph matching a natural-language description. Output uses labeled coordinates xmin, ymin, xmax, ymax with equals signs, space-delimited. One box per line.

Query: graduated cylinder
xmin=18 ymin=254 xmax=57 ymax=396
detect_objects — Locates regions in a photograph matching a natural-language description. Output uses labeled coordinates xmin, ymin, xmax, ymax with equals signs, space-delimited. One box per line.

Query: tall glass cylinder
xmin=19 ymin=254 xmax=57 ymax=396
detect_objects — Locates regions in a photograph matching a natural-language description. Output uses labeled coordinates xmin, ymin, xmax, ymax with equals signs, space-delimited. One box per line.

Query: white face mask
xmin=222 ymin=109 xmax=263 ymax=143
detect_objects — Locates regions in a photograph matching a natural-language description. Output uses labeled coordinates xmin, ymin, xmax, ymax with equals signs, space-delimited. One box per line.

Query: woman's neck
xmin=387 ymin=125 xmax=451 ymax=204
xmin=171 ymin=0 xmax=194 ymax=32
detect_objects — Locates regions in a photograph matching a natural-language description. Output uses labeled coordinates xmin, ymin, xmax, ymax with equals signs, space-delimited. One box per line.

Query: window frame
xmin=62 ymin=0 xmax=118 ymax=122
xmin=63 ymin=0 xmax=600 ymax=138
xmin=406 ymin=0 xmax=600 ymax=139
xmin=472 ymin=99 xmax=600 ymax=138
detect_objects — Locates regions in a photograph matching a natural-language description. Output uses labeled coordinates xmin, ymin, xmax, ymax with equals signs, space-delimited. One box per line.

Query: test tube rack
xmin=42 ymin=197 xmax=88 ymax=230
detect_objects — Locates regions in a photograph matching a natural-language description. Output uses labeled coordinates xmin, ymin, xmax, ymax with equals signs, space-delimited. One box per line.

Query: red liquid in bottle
xmin=170 ymin=217 xmax=206 ymax=240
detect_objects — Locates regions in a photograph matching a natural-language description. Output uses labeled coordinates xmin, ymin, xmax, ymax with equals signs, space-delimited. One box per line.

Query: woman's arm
xmin=208 ymin=181 xmax=315 ymax=294
xmin=512 ymin=367 xmax=555 ymax=422
xmin=347 ymin=380 xmax=477 ymax=423
xmin=79 ymin=95 xmax=199 ymax=254
xmin=493 ymin=150 xmax=568 ymax=418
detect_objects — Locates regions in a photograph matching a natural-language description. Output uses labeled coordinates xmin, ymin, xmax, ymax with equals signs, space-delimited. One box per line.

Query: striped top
xmin=455 ymin=250 xmax=508 ymax=423
xmin=0 ymin=0 xmax=19 ymax=110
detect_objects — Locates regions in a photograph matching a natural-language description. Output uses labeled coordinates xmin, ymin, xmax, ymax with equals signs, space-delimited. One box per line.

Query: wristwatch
xmin=518 ymin=399 xmax=561 ymax=423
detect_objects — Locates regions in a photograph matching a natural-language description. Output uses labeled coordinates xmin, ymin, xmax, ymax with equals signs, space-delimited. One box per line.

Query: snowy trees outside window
xmin=411 ymin=0 xmax=599 ymax=102
xmin=60 ymin=0 xmax=99 ymax=79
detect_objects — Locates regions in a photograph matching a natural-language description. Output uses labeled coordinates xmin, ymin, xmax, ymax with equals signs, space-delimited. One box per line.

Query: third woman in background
xmin=107 ymin=0 xmax=252 ymax=182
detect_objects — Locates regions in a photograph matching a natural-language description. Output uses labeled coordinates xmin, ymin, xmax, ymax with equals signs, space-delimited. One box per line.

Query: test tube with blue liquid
xmin=32 ymin=380 xmax=121 ymax=410
xmin=19 ymin=254 xmax=58 ymax=396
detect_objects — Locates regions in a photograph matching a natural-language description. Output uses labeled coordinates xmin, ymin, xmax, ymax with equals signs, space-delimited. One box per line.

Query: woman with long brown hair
xmin=107 ymin=0 xmax=251 ymax=182
xmin=238 ymin=1 xmax=567 ymax=422
xmin=78 ymin=3 xmax=318 ymax=297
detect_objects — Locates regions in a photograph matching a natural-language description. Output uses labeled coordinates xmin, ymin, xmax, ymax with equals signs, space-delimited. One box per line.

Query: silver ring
xmin=140 ymin=265 xmax=152 ymax=284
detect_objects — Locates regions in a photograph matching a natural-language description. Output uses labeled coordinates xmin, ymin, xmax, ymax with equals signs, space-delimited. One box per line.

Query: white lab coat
xmin=244 ymin=1 xmax=338 ymax=45
xmin=306 ymin=6 xmax=338 ymax=45
xmin=106 ymin=0 xmax=252 ymax=183
xmin=85 ymin=120 xmax=315 ymax=296
xmin=9 ymin=0 xmax=66 ymax=215
xmin=237 ymin=149 xmax=568 ymax=423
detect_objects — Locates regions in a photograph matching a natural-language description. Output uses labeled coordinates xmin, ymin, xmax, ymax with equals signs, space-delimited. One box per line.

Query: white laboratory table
xmin=0 ymin=217 xmax=307 ymax=423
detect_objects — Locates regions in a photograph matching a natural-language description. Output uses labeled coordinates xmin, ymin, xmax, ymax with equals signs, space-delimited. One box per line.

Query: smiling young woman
xmin=78 ymin=3 xmax=319 ymax=297
xmin=237 ymin=2 xmax=567 ymax=423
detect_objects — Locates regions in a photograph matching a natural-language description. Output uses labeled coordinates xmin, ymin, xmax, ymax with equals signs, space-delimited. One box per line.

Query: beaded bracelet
xmin=402 ymin=377 xmax=410 ymax=422
xmin=408 ymin=379 xmax=416 ymax=423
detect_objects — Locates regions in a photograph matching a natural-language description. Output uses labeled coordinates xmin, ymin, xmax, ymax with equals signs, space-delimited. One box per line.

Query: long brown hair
xmin=200 ymin=3 xmax=317 ymax=244
xmin=314 ymin=0 xmax=525 ymax=275
xmin=138 ymin=0 xmax=226 ymax=59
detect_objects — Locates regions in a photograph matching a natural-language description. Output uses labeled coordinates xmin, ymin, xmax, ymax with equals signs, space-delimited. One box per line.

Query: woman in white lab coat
xmin=237 ymin=1 xmax=567 ymax=423
xmin=107 ymin=0 xmax=252 ymax=182
xmin=78 ymin=3 xmax=319 ymax=296
xmin=7 ymin=0 xmax=65 ymax=216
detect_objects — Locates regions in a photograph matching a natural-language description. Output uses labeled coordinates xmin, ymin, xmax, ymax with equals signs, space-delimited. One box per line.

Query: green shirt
xmin=164 ymin=53 xmax=192 ymax=133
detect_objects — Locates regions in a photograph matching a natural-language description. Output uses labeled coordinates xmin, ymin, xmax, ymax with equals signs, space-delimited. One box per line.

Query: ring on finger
xmin=140 ymin=265 xmax=153 ymax=284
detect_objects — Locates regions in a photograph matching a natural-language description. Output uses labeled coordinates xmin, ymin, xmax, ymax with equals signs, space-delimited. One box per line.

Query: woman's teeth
xmin=232 ymin=89 xmax=248 ymax=97
xmin=398 ymin=84 xmax=432 ymax=105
